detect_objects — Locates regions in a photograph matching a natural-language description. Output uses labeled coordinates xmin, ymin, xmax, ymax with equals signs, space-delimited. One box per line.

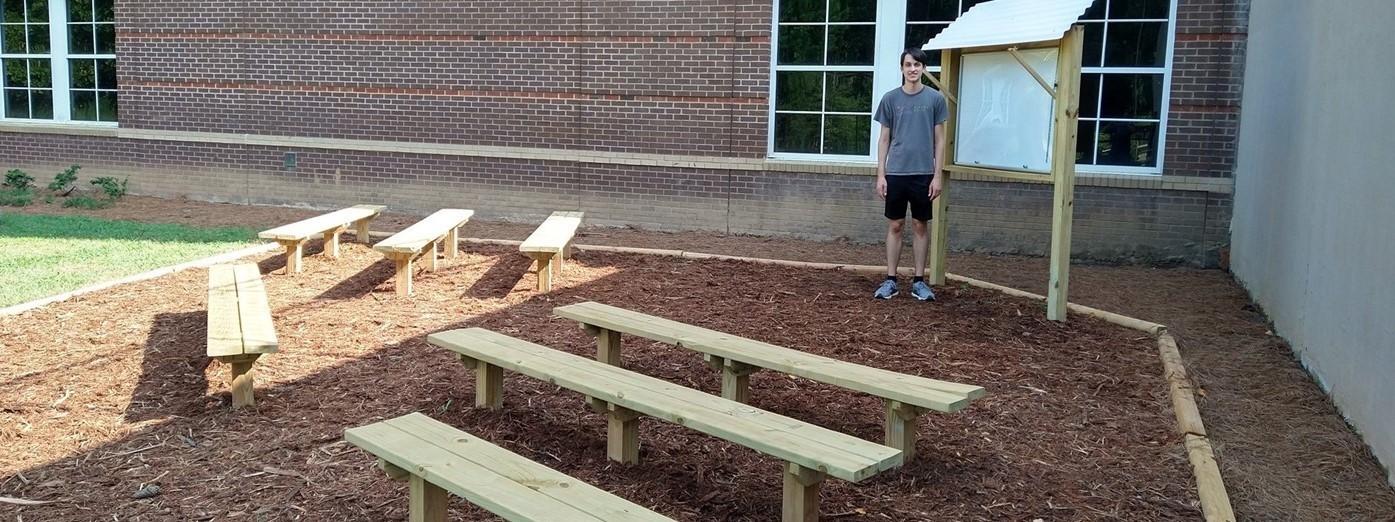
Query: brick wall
xmin=1 ymin=0 xmax=1249 ymax=267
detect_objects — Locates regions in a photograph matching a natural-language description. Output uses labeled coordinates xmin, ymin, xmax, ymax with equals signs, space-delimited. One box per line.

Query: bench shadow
xmin=316 ymin=258 xmax=395 ymax=300
xmin=461 ymin=251 xmax=531 ymax=300
xmin=125 ymin=311 xmax=212 ymax=423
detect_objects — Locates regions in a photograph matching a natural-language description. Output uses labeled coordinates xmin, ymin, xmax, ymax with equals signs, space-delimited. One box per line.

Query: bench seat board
xmin=428 ymin=328 xmax=902 ymax=483
xmin=258 ymin=204 xmax=386 ymax=241
xmin=374 ymin=209 xmax=474 ymax=254
xmin=346 ymin=413 xmax=673 ymax=522
xmin=207 ymin=266 xmax=244 ymax=358
xmin=233 ymin=264 xmax=278 ymax=355
xmin=554 ymin=301 xmax=984 ymax=412
xmin=519 ymin=211 xmax=584 ymax=253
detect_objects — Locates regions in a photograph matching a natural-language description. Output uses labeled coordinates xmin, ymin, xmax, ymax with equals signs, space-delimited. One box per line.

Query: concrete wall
xmin=1231 ymin=0 xmax=1395 ymax=486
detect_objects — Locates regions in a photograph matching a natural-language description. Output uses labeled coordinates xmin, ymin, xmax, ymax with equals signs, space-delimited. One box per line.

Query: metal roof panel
xmin=920 ymin=0 xmax=1095 ymax=50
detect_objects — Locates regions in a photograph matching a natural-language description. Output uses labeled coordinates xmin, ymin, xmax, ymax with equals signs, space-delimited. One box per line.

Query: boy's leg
xmin=885 ymin=218 xmax=905 ymax=276
xmin=911 ymin=219 xmax=929 ymax=277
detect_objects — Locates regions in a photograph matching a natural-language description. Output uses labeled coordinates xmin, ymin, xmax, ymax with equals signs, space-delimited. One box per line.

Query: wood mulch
xmin=2 ymin=196 xmax=1393 ymax=521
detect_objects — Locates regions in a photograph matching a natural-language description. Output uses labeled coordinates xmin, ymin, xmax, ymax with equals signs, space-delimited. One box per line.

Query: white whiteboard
xmin=955 ymin=48 xmax=1059 ymax=173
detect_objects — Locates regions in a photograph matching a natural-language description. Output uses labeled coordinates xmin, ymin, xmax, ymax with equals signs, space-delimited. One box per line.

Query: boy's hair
xmin=900 ymin=47 xmax=930 ymax=66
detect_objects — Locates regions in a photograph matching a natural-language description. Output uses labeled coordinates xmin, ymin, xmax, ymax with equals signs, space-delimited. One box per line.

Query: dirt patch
xmin=2 ymin=196 xmax=1393 ymax=521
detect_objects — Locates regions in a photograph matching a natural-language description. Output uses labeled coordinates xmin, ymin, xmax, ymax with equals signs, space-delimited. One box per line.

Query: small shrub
xmin=62 ymin=195 xmax=112 ymax=209
xmin=0 ymin=188 xmax=35 ymax=207
xmin=43 ymin=194 xmax=55 ymax=204
xmin=48 ymin=164 xmax=80 ymax=192
xmin=90 ymin=176 xmax=127 ymax=200
xmin=4 ymin=169 xmax=34 ymax=190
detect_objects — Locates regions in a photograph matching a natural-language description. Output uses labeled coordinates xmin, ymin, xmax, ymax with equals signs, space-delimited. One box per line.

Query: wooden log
xmin=1185 ymin=433 xmax=1236 ymax=522
xmin=1159 ymin=333 xmax=1206 ymax=436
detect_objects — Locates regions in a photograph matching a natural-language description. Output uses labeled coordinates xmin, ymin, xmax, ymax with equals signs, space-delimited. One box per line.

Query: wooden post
xmin=408 ymin=474 xmax=448 ymax=522
xmin=280 ymin=240 xmax=304 ymax=274
xmin=588 ymin=327 xmax=622 ymax=413
xmin=534 ymin=254 xmax=553 ymax=292
xmin=1047 ymin=25 xmax=1083 ymax=321
xmin=476 ymin=362 xmax=502 ymax=409
xmin=718 ymin=358 xmax=756 ymax=404
xmin=782 ymin=462 xmax=826 ymax=522
xmin=355 ymin=217 xmax=372 ymax=243
xmin=323 ymin=225 xmax=345 ymax=259
xmin=393 ymin=255 xmax=413 ymax=296
xmin=929 ymin=49 xmax=961 ymax=285
xmin=444 ymin=227 xmax=459 ymax=258
xmin=884 ymin=400 xmax=925 ymax=463
xmin=424 ymin=241 xmax=438 ymax=272
xmin=606 ymin=404 xmax=640 ymax=465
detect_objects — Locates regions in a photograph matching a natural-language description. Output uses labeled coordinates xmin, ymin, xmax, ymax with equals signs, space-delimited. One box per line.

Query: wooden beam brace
xmin=782 ymin=462 xmax=827 ymax=522
xmin=1007 ymin=47 xmax=1057 ymax=98
xmin=921 ymin=72 xmax=958 ymax=106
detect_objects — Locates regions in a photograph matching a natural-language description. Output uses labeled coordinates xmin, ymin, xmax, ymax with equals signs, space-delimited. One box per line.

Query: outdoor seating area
xmin=257 ymin=204 xmax=386 ymax=274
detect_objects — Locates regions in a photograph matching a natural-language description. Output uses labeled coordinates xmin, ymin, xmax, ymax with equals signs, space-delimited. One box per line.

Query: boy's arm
xmin=930 ymin=122 xmax=946 ymax=199
xmin=876 ymin=124 xmax=892 ymax=199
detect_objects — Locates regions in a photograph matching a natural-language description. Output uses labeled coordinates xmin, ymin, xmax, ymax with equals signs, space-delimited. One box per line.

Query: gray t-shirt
xmin=873 ymin=86 xmax=949 ymax=176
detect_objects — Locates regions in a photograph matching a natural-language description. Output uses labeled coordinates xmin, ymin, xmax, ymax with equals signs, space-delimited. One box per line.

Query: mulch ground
xmin=2 ymin=196 xmax=1394 ymax=521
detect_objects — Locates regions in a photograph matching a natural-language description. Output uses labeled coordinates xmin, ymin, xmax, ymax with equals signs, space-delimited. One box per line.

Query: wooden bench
xmin=372 ymin=208 xmax=474 ymax=296
xmin=553 ymin=301 xmax=986 ymax=462
xmin=428 ymin=327 xmax=902 ymax=522
xmin=207 ymin=264 xmax=278 ymax=408
xmin=345 ymin=413 xmax=673 ymax=522
xmin=258 ymin=204 xmax=386 ymax=274
xmin=518 ymin=210 xmax=584 ymax=291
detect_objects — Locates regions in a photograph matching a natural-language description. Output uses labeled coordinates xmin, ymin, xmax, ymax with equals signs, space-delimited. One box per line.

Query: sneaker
xmin=873 ymin=279 xmax=899 ymax=299
xmin=911 ymin=280 xmax=936 ymax=301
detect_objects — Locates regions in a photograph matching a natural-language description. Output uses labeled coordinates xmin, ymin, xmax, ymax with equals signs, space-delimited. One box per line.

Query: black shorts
xmin=884 ymin=174 xmax=933 ymax=221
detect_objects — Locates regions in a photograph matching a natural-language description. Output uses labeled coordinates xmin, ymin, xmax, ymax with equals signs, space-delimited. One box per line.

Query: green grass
xmin=0 ymin=214 xmax=261 ymax=308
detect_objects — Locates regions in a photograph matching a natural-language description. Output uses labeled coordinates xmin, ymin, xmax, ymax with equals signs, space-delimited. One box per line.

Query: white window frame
xmin=767 ymin=1 xmax=1177 ymax=176
xmin=0 ymin=0 xmax=116 ymax=126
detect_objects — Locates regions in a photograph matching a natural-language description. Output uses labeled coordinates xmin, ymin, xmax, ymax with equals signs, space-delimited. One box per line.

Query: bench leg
xmin=409 ymin=474 xmax=448 ymax=522
xmin=323 ymin=225 xmax=346 ymax=259
xmin=476 ymin=362 xmax=503 ymax=409
xmin=532 ymin=253 xmax=555 ymax=292
xmin=607 ymin=404 xmax=641 ymax=465
xmin=706 ymin=356 xmax=757 ymax=404
xmin=885 ymin=400 xmax=925 ymax=463
xmin=586 ymin=327 xmax=623 ymax=413
xmin=444 ymin=227 xmax=459 ymax=258
xmin=782 ymin=462 xmax=827 ymax=522
xmin=392 ymin=255 xmax=414 ymax=296
xmin=355 ymin=217 xmax=373 ymax=243
xmin=424 ymin=241 xmax=438 ymax=272
xmin=217 ymin=354 xmax=262 ymax=409
xmin=278 ymin=240 xmax=306 ymax=274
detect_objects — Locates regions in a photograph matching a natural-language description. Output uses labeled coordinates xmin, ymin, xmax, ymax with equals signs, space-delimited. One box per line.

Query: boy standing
xmin=872 ymin=48 xmax=949 ymax=301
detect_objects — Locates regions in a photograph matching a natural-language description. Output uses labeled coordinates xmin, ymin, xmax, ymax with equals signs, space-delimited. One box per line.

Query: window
xmin=771 ymin=0 xmax=1174 ymax=174
xmin=1 ymin=0 xmax=117 ymax=123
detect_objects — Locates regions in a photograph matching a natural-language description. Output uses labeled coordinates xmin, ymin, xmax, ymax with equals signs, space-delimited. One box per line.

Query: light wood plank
xmin=428 ymin=328 xmax=901 ymax=483
xmin=1047 ymin=25 xmax=1084 ymax=322
xmin=206 ymin=265 xmax=243 ymax=357
xmin=374 ymin=209 xmax=474 ymax=254
xmin=258 ymin=204 xmax=386 ymax=241
xmin=232 ymin=264 xmax=278 ymax=355
xmin=519 ymin=211 xmax=584 ymax=254
xmin=555 ymin=302 xmax=984 ymax=409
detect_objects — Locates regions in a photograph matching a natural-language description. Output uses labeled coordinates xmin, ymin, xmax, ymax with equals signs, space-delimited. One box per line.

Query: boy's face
xmin=901 ymin=55 xmax=925 ymax=85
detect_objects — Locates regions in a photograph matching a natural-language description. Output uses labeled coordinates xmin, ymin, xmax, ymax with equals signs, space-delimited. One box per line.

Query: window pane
xmin=71 ymin=89 xmax=95 ymax=120
xmin=1099 ymin=73 xmax=1161 ymax=119
xmin=69 ymin=0 xmax=92 ymax=22
xmin=1081 ymin=22 xmax=1103 ymax=68
xmin=774 ymin=113 xmax=821 ymax=153
xmin=779 ymin=0 xmax=824 ymax=23
xmin=1081 ymin=0 xmax=1106 ymax=20
xmin=30 ymin=87 xmax=49 ymax=118
xmin=907 ymin=0 xmax=958 ymax=22
xmin=95 ymin=0 xmax=113 ymax=22
xmin=827 ymin=25 xmax=874 ymax=65
xmin=775 ymin=71 xmax=821 ymax=112
xmin=1075 ymin=120 xmax=1097 ymax=164
xmin=70 ymin=58 xmax=93 ymax=88
xmin=27 ymin=0 xmax=46 ymax=22
xmin=961 ymin=0 xmax=991 ymax=13
xmin=826 ymin=71 xmax=872 ymax=112
xmin=1098 ymin=121 xmax=1158 ymax=167
xmin=26 ymin=22 xmax=46 ymax=52
xmin=28 ymin=57 xmax=48 ymax=88
xmin=1079 ymin=73 xmax=1100 ymax=118
xmin=95 ymin=22 xmax=113 ymax=53
xmin=777 ymin=25 xmax=824 ymax=65
xmin=1104 ymin=22 xmax=1165 ymax=67
xmin=1111 ymin=0 xmax=1169 ymax=19
xmin=96 ymin=58 xmax=114 ymax=89
xmin=2 ymin=2 xmax=23 ymax=24
xmin=5 ymin=58 xmax=27 ymax=87
xmin=2 ymin=24 xmax=24 ymax=52
xmin=69 ymin=23 xmax=93 ymax=54
xmin=905 ymin=23 xmax=948 ymax=63
xmin=4 ymin=88 xmax=28 ymax=118
xmin=828 ymin=0 xmax=875 ymax=23
xmin=97 ymin=90 xmax=115 ymax=121
xmin=823 ymin=115 xmax=870 ymax=155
